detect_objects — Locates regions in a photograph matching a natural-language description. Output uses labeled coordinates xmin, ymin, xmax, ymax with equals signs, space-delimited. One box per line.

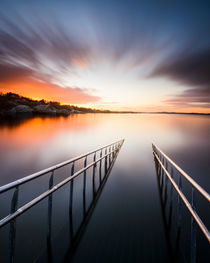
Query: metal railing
xmin=37 ymin=140 xmax=122 ymax=262
xmin=152 ymin=143 xmax=210 ymax=262
xmin=0 ymin=139 xmax=124 ymax=262
xmin=0 ymin=139 xmax=124 ymax=227
xmin=154 ymin=156 xmax=185 ymax=262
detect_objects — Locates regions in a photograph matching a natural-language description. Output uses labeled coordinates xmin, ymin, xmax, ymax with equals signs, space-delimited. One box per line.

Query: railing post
xmin=69 ymin=162 xmax=74 ymax=240
xmin=109 ymin=147 xmax=111 ymax=165
xmin=105 ymin=148 xmax=107 ymax=173
xmin=83 ymin=157 xmax=87 ymax=216
xmin=92 ymin=153 xmax=96 ymax=195
xmin=93 ymin=152 xmax=96 ymax=185
xmin=168 ymin=167 xmax=174 ymax=228
xmin=93 ymin=152 xmax=96 ymax=167
xmin=9 ymin=186 xmax=19 ymax=263
xmin=47 ymin=171 xmax=54 ymax=262
xmin=177 ymin=173 xmax=182 ymax=228
xmin=157 ymin=153 xmax=161 ymax=175
xmin=112 ymin=145 xmax=114 ymax=159
xmin=163 ymin=160 xmax=168 ymax=205
xmin=99 ymin=150 xmax=102 ymax=182
xmin=191 ymin=188 xmax=196 ymax=263
xmin=161 ymin=157 xmax=164 ymax=189
xmin=71 ymin=161 xmax=75 ymax=177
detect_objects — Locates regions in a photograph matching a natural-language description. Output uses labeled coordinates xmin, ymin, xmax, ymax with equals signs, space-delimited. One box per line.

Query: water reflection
xmin=0 ymin=116 xmax=35 ymax=128
xmin=0 ymin=114 xmax=209 ymax=186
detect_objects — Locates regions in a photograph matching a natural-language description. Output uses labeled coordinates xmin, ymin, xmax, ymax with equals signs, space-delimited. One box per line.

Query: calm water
xmin=0 ymin=114 xmax=209 ymax=262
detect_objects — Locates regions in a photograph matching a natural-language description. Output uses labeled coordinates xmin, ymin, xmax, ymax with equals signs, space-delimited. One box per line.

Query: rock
xmin=33 ymin=104 xmax=57 ymax=115
xmin=8 ymin=105 xmax=33 ymax=115
xmin=8 ymin=100 xmax=18 ymax=107
xmin=34 ymin=105 xmax=82 ymax=115
xmin=56 ymin=109 xmax=71 ymax=115
xmin=70 ymin=109 xmax=83 ymax=114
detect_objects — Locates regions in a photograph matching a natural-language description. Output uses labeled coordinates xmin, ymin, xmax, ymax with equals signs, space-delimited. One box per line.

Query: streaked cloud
xmin=0 ymin=64 xmax=33 ymax=82
xmin=151 ymin=48 xmax=210 ymax=89
xmin=150 ymin=47 xmax=210 ymax=109
xmin=0 ymin=12 xmax=91 ymax=77
xmin=163 ymin=87 xmax=210 ymax=108
xmin=0 ymin=12 xmax=98 ymax=103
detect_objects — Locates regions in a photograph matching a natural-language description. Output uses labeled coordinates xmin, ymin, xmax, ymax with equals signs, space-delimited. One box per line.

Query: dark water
xmin=0 ymin=114 xmax=209 ymax=262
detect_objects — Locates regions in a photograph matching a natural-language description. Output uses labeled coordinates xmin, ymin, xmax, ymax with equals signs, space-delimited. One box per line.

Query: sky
xmin=0 ymin=0 xmax=210 ymax=113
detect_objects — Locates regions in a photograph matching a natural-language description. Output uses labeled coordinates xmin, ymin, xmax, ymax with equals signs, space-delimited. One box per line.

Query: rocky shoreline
xmin=4 ymin=104 xmax=83 ymax=117
xmin=0 ymin=93 xmax=97 ymax=118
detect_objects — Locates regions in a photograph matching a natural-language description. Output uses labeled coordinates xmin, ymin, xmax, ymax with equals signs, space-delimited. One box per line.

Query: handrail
xmin=61 ymin=146 xmax=120 ymax=262
xmin=0 ymin=139 xmax=123 ymax=194
xmin=152 ymin=144 xmax=210 ymax=243
xmin=0 ymin=139 xmax=124 ymax=228
xmin=152 ymin=143 xmax=210 ymax=202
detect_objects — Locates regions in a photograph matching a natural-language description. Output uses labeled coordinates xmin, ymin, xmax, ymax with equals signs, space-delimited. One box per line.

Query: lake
xmin=0 ymin=114 xmax=209 ymax=262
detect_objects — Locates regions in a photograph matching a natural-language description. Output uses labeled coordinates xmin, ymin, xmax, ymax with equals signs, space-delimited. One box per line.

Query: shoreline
xmin=0 ymin=92 xmax=209 ymax=118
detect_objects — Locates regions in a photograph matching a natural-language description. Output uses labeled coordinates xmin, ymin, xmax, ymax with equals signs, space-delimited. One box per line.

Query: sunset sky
xmin=0 ymin=0 xmax=210 ymax=112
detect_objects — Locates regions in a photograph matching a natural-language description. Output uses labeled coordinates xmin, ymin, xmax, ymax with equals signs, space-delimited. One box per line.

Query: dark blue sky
xmin=0 ymin=0 xmax=210 ymax=111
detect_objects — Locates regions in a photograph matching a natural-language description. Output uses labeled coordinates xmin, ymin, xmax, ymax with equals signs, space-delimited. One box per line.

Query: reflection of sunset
xmin=0 ymin=113 xmax=209 ymax=186
xmin=0 ymin=114 xmax=98 ymax=148
xmin=0 ymin=113 xmax=209 ymax=150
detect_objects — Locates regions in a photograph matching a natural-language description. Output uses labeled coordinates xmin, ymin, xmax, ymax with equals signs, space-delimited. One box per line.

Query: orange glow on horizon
xmin=0 ymin=79 xmax=209 ymax=114
xmin=0 ymin=78 xmax=99 ymax=105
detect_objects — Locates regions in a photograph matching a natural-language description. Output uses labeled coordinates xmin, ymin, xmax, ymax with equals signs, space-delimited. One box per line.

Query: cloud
xmin=1 ymin=1 xmax=210 ymax=111
xmin=163 ymin=87 xmax=210 ymax=108
xmin=0 ymin=12 xmax=98 ymax=104
xmin=0 ymin=6 xmax=168 ymax=82
xmin=150 ymin=47 xmax=210 ymax=108
xmin=151 ymin=48 xmax=210 ymax=89
xmin=0 ymin=64 xmax=33 ymax=82
xmin=0 ymin=12 xmax=91 ymax=84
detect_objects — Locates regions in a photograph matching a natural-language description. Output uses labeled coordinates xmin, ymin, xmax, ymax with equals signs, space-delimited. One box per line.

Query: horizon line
xmin=1 ymin=92 xmax=210 ymax=116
